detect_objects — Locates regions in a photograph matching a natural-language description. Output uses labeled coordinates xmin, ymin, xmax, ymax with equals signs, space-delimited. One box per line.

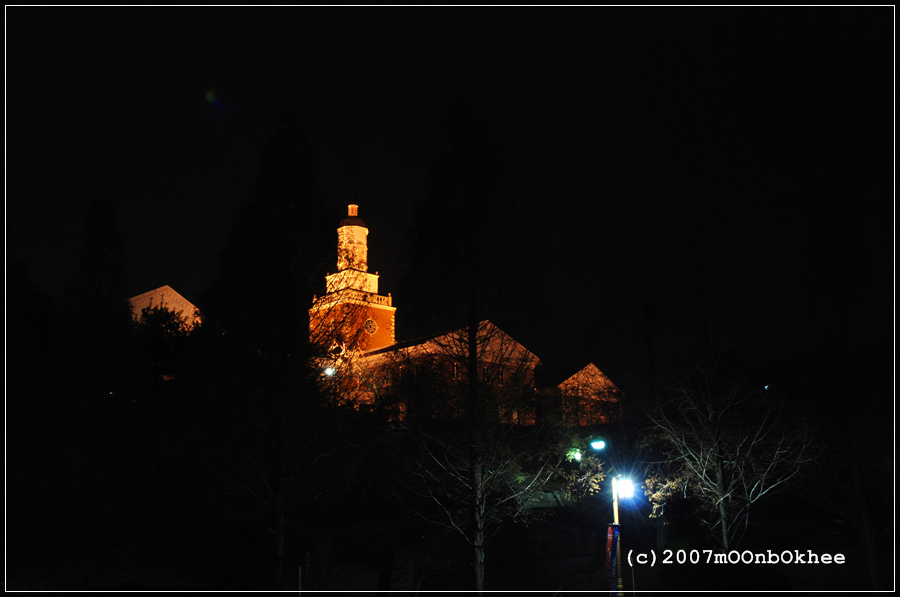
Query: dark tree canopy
xmin=61 ymin=183 xmax=135 ymax=395
xmin=203 ymin=113 xmax=331 ymax=355
xmin=67 ymin=182 xmax=131 ymax=312
xmin=399 ymin=92 xmax=527 ymax=338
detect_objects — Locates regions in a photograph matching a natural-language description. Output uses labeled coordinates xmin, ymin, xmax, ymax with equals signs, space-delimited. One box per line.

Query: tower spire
xmin=337 ymin=203 xmax=368 ymax=272
xmin=309 ymin=203 xmax=396 ymax=351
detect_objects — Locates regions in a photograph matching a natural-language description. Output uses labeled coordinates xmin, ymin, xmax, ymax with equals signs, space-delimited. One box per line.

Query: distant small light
xmin=205 ymin=90 xmax=222 ymax=108
xmin=764 ymin=385 xmax=769 ymax=390
xmin=324 ymin=367 xmax=335 ymax=377
xmin=573 ymin=451 xmax=582 ymax=462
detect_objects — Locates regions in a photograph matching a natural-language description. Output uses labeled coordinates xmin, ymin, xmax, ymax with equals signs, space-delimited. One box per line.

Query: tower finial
xmin=348 ymin=204 xmax=358 ymax=217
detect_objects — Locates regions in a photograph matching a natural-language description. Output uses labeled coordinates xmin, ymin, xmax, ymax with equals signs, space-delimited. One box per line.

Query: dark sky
xmin=7 ymin=7 xmax=893 ymax=371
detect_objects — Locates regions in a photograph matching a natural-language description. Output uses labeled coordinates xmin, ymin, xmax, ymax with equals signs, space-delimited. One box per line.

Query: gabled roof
xmin=363 ymin=320 xmax=539 ymax=366
xmin=536 ymin=361 xmax=620 ymax=392
xmin=128 ymin=285 xmax=200 ymax=324
xmin=557 ymin=362 xmax=619 ymax=393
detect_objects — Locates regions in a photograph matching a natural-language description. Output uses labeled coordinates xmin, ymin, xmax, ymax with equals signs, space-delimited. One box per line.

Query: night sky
xmin=7 ymin=7 xmax=893 ymax=373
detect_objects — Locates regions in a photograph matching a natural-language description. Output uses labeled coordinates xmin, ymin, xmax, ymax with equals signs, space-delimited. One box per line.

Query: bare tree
xmin=645 ymin=366 xmax=813 ymax=551
xmin=381 ymin=321 xmax=566 ymax=592
xmin=391 ymin=91 xmax=555 ymax=592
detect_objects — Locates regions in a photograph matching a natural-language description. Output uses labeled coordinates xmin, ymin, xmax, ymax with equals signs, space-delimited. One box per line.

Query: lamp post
xmin=589 ymin=439 xmax=632 ymax=596
xmin=611 ymin=476 xmax=635 ymax=524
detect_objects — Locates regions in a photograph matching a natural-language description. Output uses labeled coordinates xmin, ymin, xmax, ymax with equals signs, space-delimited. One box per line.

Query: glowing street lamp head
xmin=324 ymin=367 xmax=336 ymax=377
xmin=590 ymin=439 xmax=606 ymax=451
xmin=617 ymin=478 xmax=635 ymax=499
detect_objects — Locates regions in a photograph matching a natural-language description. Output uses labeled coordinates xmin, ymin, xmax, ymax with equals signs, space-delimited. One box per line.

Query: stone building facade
xmin=309 ymin=204 xmax=621 ymax=427
xmin=128 ymin=284 xmax=201 ymax=329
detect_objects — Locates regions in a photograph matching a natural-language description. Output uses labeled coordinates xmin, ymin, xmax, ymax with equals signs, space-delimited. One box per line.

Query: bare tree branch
xmin=645 ymin=366 xmax=813 ymax=551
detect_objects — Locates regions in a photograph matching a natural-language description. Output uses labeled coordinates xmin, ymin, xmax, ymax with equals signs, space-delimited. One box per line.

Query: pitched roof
xmin=128 ymin=285 xmax=200 ymax=323
xmin=363 ymin=320 xmax=539 ymax=365
xmin=535 ymin=361 xmax=619 ymax=391
xmin=557 ymin=362 xmax=619 ymax=393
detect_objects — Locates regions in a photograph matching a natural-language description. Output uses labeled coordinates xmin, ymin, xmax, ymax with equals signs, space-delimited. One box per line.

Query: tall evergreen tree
xmin=203 ymin=113 xmax=330 ymax=355
xmin=786 ymin=206 xmax=893 ymax=590
xmin=63 ymin=181 xmax=134 ymax=394
xmin=399 ymin=91 xmax=524 ymax=339
xmin=9 ymin=184 xmax=141 ymax=589
xmin=199 ymin=113 xmax=341 ymax=588
xmin=7 ymin=260 xmax=66 ymax=588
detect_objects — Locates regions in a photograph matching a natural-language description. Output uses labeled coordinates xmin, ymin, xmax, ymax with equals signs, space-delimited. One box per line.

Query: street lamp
xmin=611 ymin=476 xmax=634 ymax=524
xmin=589 ymin=439 xmax=633 ymax=596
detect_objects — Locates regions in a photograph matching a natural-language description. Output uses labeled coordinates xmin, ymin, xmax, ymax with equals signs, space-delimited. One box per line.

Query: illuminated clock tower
xmin=309 ymin=204 xmax=396 ymax=351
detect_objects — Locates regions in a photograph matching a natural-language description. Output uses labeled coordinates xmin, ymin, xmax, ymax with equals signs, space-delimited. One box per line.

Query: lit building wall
xmin=351 ymin=321 xmax=540 ymax=424
xmin=308 ymin=205 xmax=621 ymax=428
xmin=128 ymin=284 xmax=201 ymax=328
xmin=556 ymin=363 xmax=622 ymax=425
xmin=309 ymin=204 xmax=396 ymax=352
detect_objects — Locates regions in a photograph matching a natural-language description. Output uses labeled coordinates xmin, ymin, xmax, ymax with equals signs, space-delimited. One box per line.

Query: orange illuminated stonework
xmin=309 ymin=204 xmax=396 ymax=353
xmin=128 ymin=285 xmax=201 ymax=329
xmin=553 ymin=363 xmax=622 ymax=426
xmin=309 ymin=205 xmax=621 ymax=427
xmin=352 ymin=320 xmax=541 ymax=424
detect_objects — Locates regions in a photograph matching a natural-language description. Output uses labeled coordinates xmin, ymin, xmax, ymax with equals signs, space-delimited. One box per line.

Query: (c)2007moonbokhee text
xmin=627 ymin=549 xmax=847 ymax=567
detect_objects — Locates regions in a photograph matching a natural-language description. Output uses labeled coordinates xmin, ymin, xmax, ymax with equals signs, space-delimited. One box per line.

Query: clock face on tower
xmin=364 ymin=319 xmax=377 ymax=334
